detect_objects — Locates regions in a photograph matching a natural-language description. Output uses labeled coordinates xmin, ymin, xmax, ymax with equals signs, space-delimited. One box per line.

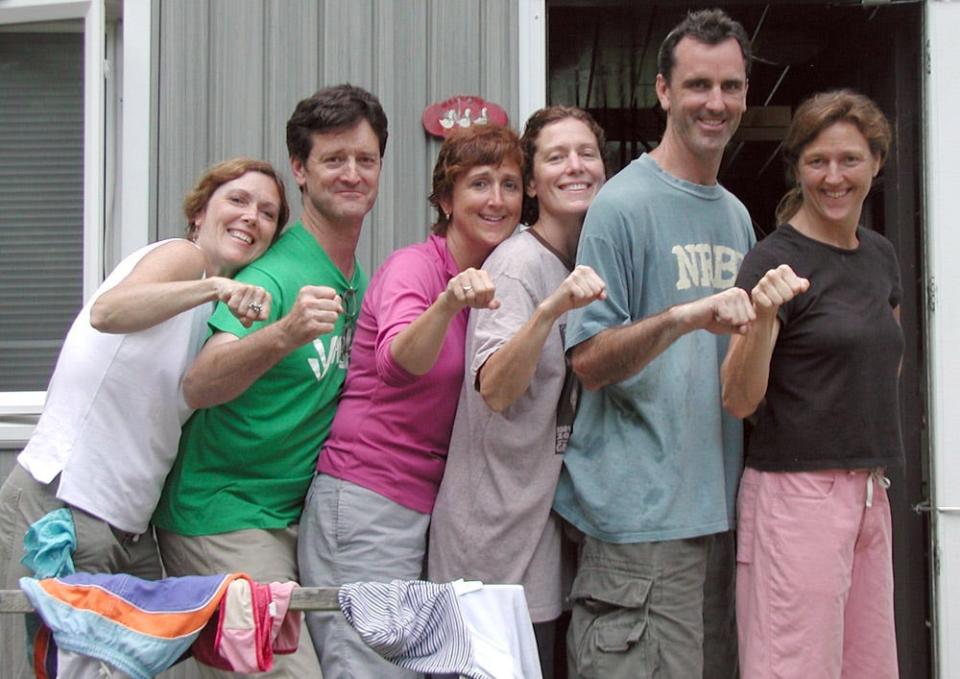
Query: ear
xmin=290 ymin=156 xmax=307 ymax=189
xmin=655 ymin=73 xmax=671 ymax=112
xmin=526 ymin=178 xmax=537 ymax=199
xmin=439 ymin=195 xmax=453 ymax=218
xmin=872 ymin=154 xmax=882 ymax=178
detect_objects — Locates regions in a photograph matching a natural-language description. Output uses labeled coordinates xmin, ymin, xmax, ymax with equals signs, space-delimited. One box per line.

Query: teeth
xmin=563 ymin=183 xmax=589 ymax=191
xmin=228 ymin=230 xmax=253 ymax=244
xmin=825 ymin=190 xmax=847 ymax=199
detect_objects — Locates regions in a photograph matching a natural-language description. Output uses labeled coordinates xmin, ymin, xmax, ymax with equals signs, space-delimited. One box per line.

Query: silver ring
xmin=461 ymin=284 xmax=473 ymax=292
xmin=248 ymin=302 xmax=263 ymax=314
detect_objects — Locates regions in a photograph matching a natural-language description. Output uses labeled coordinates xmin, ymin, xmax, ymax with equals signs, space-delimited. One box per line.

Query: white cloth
xmin=338 ymin=579 xmax=542 ymax=679
xmin=18 ymin=239 xmax=212 ymax=534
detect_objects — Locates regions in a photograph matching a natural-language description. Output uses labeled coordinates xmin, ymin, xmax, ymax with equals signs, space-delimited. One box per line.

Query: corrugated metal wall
xmin=1 ymin=2 xmax=519 ymax=678
xmin=156 ymin=0 xmax=520 ymax=276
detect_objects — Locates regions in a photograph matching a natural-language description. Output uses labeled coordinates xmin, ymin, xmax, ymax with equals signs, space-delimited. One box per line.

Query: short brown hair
xmin=428 ymin=125 xmax=524 ymax=235
xmin=658 ymin=8 xmax=752 ymax=83
xmin=183 ymin=158 xmax=289 ymax=242
xmin=520 ymin=106 xmax=607 ymax=225
xmin=776 ymin=90 xmax=891 ymax=224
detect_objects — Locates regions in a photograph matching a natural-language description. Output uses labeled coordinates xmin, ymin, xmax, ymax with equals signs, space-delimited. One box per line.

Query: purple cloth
xmin=318 ymin=234 xmax=466 ymax=514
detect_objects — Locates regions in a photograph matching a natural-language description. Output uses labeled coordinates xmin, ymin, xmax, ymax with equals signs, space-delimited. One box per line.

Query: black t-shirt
xmin=735 ymin=223 xmax=905 ymax=471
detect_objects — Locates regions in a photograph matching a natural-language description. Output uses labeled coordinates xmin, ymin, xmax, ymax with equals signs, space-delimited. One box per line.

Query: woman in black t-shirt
xmin=721 ymin=90 xmax=903 ymax=679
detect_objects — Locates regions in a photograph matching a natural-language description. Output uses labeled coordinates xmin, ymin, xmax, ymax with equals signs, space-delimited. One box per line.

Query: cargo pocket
xmin=569 ymin=565 xmax=659 ymax=678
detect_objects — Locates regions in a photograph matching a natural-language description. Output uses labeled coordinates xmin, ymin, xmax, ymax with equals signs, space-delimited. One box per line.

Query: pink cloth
xmin=193 ymin=577 xmax=301 ymax=673
xmin=318 ymin=234 xmax=466 ymax=514
xmin=736 ymin=467 xmax=898 ymax=679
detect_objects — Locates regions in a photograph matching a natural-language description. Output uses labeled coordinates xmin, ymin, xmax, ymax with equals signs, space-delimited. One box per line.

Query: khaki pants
xmin=157 ymin=525 xmax=323 ymax=678
xmin=566 ymin=531 xmax=737 ymax=679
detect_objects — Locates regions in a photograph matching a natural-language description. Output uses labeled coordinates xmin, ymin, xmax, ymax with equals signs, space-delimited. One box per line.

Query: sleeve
xmin=735 ymin=232 xmax=794 ymax=326
xmin=206 ymin=265 xmax=283 ymax=340
xmin=371 ymin=249 xmax=443 ymax=387
xmin=470 ymin=271 xmax=537 ymax=385
xmin=565 ymin=201 xmax=637 ymax=351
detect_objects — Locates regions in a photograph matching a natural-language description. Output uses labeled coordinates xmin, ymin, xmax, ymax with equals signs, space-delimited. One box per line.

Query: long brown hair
xmin=775 ymin=90 xmax=891 ymax=225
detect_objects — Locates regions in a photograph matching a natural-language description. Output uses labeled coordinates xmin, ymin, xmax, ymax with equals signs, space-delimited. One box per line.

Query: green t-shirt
xmin=153 ymin=222 xmax=367 ymax=536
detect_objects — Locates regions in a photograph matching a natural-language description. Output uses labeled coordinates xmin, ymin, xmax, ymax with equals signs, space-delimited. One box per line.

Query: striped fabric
xmin=19 ymin=572 xmax=243 ymax=679
xmin=339 ymin=579 xmax=486 ymax=678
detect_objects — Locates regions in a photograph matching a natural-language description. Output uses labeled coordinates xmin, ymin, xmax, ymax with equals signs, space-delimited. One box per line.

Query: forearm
xmin=91 ymin=278 xmax=225 ymax=333
xmin=479 ymin=303 xmax=558 ymax=412
xmin=388 ymin=294 xmax=461 ymax=376
xmin=182 ymin=325 xmax=300 ymax=409
xmin=721 ymin=313 xmax=779 ymax=418
xmin=572 ymin=304 xmax=695 ymax=391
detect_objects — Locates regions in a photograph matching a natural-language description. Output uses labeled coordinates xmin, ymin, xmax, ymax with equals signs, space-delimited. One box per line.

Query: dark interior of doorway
xmin=547 ymin=2 xmax=929 ymax=676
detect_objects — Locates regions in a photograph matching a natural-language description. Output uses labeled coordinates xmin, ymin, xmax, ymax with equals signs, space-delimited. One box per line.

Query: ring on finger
xmin=248 ymin=302 xmax=263 ymax=314
xmin=461 ymin=284 xmax=473 ymax=292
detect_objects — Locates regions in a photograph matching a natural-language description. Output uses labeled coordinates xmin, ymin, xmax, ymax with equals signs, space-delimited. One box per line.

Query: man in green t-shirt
xmin=153 ymin=84 xmax=388 ymax=678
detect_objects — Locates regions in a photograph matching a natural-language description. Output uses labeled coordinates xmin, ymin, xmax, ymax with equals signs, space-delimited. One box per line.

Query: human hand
xmin=444 ymin=268 xmax=499 ymax=311
xmin=279 ymin=285 xmax=343 ymax=346
xmin=680 ymin=287 xmax=756 ymax=335
xmin=214 ymin=278 xmax=272 ymax=327
xmin=751 ymin=264 xmax=809 ymax=317
xmin=544 ymin=265 xmax=607 ymax=317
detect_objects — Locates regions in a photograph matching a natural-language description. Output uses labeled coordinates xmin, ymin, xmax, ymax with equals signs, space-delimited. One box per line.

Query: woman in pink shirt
xmin=298 ymin=125 xmax=524 ymax=678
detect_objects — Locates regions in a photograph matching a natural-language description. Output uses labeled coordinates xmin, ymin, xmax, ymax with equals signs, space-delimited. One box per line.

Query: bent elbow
xmin=571 ymin=353 xmax=603 ymax=392
xmin=89 ymin=302 xmax=112 ymax=333
xmin=721 ymin=389 xmax=756 ymax=420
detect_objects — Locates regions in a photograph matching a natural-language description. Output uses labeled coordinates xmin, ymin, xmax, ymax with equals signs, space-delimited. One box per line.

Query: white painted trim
xmin=119 ymin=0 xmax=151 ymax=257
xmin=83 ymin=0 xmax=105 ymax=299
xmin=517 ymin=0 xmax=546 ymax=131
xmin=925 ymin=3 xmax=960 ymax=678
xmin=0 ymin=0 xmax=86 ymax=23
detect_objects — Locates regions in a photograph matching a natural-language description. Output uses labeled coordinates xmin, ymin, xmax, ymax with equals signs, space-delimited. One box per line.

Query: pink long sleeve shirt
xmin=317 ymin=234 xmax=467 ymax=514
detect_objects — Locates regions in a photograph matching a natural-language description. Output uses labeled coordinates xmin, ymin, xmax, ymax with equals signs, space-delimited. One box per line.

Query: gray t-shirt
xmin=429 ymin=229 xmax=576 ymax=622
xmin=554 ymin=154 xmax=754 ymax=543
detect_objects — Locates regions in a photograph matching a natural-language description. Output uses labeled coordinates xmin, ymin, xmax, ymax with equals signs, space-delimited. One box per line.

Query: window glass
xmin=0 ymin=30 xmax=84 ymax=390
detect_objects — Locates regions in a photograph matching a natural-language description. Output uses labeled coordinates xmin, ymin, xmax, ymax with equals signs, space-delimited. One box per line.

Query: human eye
xmin=323 ymin=155 xmax=345 ymax=168
xmin=580 ymin=146 xmax=599 ymax=158
xmin=687 ymin=79 xmax=709 ymax=91
xmin=722 ymin=80 xmax=743 ymax=93
xmin=504 ymin=179 xmax=521 ymax=192
xmin=227 ymin=193 xmax=247 ymax=205
xmin=358 ymin=155 xmax=379 ymax=168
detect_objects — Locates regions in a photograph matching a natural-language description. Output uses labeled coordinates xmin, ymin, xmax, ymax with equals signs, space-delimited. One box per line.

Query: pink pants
xmin=736 ymin=467 xmax=899 ymax=679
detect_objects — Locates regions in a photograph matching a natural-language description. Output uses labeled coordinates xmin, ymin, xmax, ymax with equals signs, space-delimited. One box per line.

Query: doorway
xmin=546 ymin=1 xmax=930 ymax=675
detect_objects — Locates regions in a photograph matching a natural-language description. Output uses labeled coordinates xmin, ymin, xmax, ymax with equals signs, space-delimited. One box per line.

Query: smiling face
xmin=527 ymin=117 xmax=605 ymax=223
xmin=192 ymin=171 xmax=281 ymax=276
xmin=794 ymin=120 xmax=880 ymax=234
xmin=442 ymin=162 xmax=523 ymax=268
xmin=291 ymin=119 xmax=382 ymax=233
xmin=656 ymin=36 xmax=748 ymax=165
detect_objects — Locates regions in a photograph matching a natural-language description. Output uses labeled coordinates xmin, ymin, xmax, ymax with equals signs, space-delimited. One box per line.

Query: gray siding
xmin=156 ymin=0 xmax=520 ymax=274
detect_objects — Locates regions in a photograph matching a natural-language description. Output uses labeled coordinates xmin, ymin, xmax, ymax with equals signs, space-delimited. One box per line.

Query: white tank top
xmin=18 ymin=239 xmax=213 ymax=534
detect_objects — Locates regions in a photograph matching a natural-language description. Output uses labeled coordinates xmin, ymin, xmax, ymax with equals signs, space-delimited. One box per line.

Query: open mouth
xmin=227 ymin=229 xmax=253 ymax=245
xmin=560 ymin=182 xmax=591 ymax=192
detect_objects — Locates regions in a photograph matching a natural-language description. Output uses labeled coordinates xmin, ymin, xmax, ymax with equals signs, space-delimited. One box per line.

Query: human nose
xmin=341 ymin=158 xmax=361 ymax=184
xmin=488 ymin=184 xmax=505 ymax=207
xmin=705 ymin=85 xmax=724 ymax=112
xmin=824 ymin=161 xmax=843 ymax=184
xmin=566 ymin=152 xmax=585 ymax=173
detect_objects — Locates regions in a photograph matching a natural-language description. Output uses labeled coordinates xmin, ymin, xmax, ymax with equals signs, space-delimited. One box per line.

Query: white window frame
xmin=517 ymin=0 xmax=547 ymax=130
xmin=0 ymin=0 xmax=152 ymax=446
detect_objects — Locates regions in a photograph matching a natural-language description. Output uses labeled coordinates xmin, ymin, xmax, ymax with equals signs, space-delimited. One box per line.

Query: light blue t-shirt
xmin=554 ymin=154 xmax=755 ymax=543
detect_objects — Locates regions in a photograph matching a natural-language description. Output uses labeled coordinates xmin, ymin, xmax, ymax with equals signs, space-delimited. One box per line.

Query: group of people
xmin=0 ymin=7 xmax=904 ymax=679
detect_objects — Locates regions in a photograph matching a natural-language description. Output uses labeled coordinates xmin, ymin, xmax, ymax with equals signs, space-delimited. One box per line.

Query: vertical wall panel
xmin=264 ymin=0 xmax=320 ymax=215
xmin=157 ymin=0 xmax=210 ymax=238
xmin=157 ymin=0 xmax=519 ymax=275
xmin=208 ymin=0 xmax=268 ymax=158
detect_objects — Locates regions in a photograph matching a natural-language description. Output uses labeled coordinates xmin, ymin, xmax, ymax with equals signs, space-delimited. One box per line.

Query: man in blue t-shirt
xmin=557 ymin=9 xmax=762 ymax=679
